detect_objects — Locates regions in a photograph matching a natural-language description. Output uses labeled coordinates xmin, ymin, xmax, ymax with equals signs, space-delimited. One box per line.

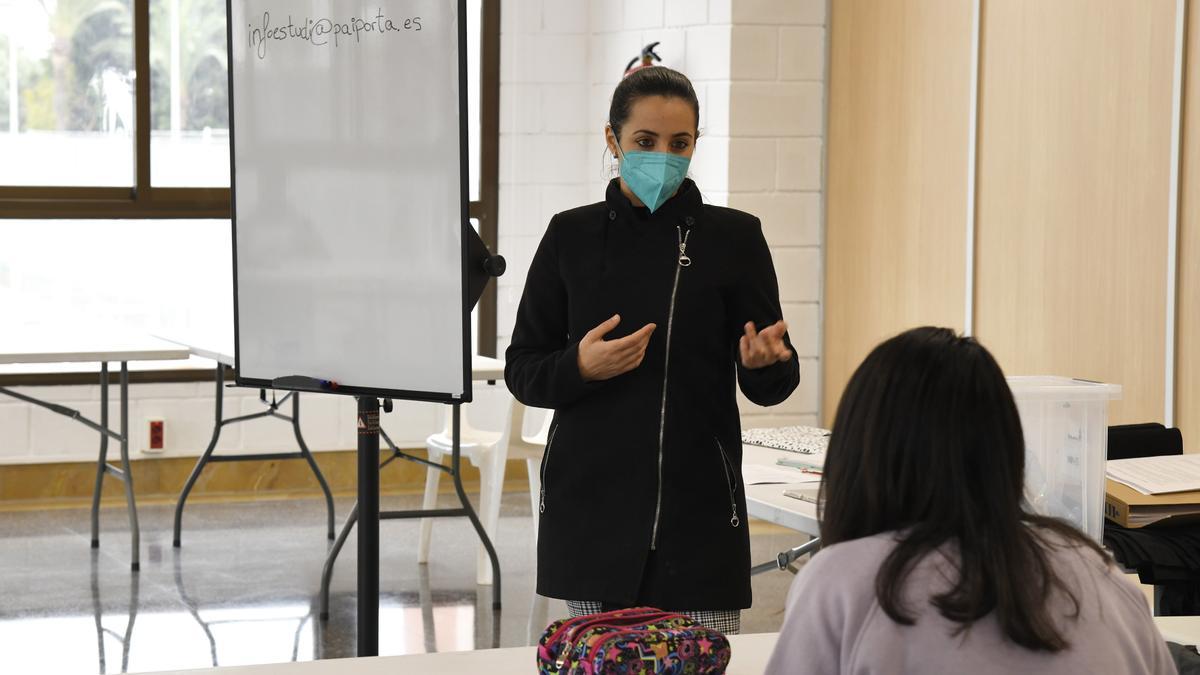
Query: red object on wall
xmin=149 ymin=420 xmax=164 ymax=450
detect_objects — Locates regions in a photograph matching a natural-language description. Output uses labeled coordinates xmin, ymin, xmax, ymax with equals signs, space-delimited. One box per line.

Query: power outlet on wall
xmin=145 ymin=419 xmax=165 ymax=454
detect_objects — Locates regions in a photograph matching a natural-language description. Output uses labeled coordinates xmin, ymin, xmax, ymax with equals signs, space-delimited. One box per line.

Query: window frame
xmin=0 ymin=0 xmax=502 ymax=375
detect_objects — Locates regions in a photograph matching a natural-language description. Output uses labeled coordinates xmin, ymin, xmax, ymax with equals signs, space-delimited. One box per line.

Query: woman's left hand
xmin=739 ymin=320 xmax=793 ymax=370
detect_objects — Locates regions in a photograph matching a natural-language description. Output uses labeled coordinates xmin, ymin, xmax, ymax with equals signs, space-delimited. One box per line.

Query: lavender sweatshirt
xmin=765 ymin=531 xmax=1174 ymax=674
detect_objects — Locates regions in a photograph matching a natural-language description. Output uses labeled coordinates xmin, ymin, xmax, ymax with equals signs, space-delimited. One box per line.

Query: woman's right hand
xmin=577 ymin=314 xmax=656 ymax=382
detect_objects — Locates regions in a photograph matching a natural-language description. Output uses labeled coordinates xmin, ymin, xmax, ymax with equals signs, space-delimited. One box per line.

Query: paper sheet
xmin=742 ymin=464 xmax=822 ymax=485
xmin=1107 ymin=455 xmax=1200 ymax=495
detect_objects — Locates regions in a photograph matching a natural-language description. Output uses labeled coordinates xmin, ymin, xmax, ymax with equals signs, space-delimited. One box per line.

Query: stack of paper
xmin=783 ymin=487 xmax=821 ymax=505
xmin=1105 ymin=479 xmax=1200 ymax=528
xmin=1107 ymin=455 xmax=1200 ymax=495
xmin=741 ymin=464 xmax=822 ymax=486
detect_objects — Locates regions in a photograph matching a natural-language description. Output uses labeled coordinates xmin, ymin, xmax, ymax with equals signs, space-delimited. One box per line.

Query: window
xmin=0 ymin=0 xmax=136 ymax=186
xmin=1 ymin=219 xmax=232 ymax=336
xmin=149 ymin=0 xmax=230 ymax=187
xmin=0 ymin=0 xmax=500 ymax=362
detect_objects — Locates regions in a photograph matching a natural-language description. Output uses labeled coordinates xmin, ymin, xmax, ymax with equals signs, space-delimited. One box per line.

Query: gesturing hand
xmin=739 ymin=320 xmax=793 ymax=370
xmin=577 ymin=314 xmax=656 ymax=382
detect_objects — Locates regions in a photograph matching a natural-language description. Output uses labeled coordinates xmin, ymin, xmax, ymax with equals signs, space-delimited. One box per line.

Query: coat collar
xmin=604 ymin=177 xmax=703 ymax=228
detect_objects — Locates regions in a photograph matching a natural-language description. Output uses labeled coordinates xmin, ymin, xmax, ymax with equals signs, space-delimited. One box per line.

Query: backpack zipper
xmin=716 ymin=438 xmax=741 ymax=528
xmin=538 ymin=424 xmax=559 ymax=514
xmin=546 ymin=609 xmax=677 ymax=651
xmin=650 ymin=225 xmax=691 ymax=550
xmin=554 ymin=611 xmax=684 ymax=669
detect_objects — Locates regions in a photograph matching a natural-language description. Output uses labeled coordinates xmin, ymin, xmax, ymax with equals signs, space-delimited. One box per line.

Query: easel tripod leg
xmin=293 ymin=393 xmax=336 ymax=540
xmin=356 ymin=397 xmax=381 ymax=657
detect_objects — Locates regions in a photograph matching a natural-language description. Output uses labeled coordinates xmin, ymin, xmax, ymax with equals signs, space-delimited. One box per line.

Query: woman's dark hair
xmin=819 ymin=326 xmax=1108 ymax=652
xmin=608 ymin=66 xmax=700 ymax=141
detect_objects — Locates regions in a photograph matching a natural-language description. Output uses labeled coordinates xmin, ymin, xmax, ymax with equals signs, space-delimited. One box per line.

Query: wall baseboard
xmin=0 ymin=448 xmax=532 ymax=511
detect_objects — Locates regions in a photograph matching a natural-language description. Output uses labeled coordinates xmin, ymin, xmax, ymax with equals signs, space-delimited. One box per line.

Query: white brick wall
xmin=730 ymin=26 xmax=779 ymax=80
xmin=726 ymin=0 xmax=826 ymax=428
xmin=0 ymin=402 xmax=31 ymax=459
xmin=665 ymin=0 xmax=708 ymax=27
xmin=498 ymin=0 xmax=595 ymax=358
xmin=779 ymin=26 xmax=825 ymax=81
xmin=730 ymin=82 xmax=824 ymax=136
xmin=777 ymin=137 xmax=823 ymax=190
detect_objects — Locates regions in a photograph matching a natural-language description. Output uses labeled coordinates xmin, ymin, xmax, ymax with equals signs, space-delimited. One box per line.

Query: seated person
xmin=766 ymin=326 xmax=1172 ymax=674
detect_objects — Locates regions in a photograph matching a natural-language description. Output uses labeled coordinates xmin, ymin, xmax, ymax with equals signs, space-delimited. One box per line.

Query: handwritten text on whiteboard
xmin=248 ymin=10 xmax=423 ymax=59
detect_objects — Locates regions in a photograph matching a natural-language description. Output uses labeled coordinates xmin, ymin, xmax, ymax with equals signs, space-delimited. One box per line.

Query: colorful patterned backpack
xmin=536 ymin=607 xmax=732 ymax=674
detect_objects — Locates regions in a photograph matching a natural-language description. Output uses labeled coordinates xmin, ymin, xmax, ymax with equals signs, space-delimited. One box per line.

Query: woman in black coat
xmin=504 ymin=65 xmax=800 ymax=633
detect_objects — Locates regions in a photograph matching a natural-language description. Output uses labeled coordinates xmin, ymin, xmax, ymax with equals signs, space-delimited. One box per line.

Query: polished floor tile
xmin=0 ymin=493 xmax=806 ymax=674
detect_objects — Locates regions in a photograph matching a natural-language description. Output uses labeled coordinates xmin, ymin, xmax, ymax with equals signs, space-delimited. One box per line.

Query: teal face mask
xmin=616 ymin=148 xmax=691 ymax=213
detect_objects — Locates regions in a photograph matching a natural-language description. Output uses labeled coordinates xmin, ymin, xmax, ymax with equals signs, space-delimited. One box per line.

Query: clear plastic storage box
xmin=1007 ymin=376 xmax=1122 ymax=541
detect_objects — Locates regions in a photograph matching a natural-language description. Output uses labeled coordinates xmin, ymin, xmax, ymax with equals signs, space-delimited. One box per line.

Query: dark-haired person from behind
xmin=505 ymin=61 xmax=800 ymax=633
xmin=766 ymin=327 xmax=1172 ymax=673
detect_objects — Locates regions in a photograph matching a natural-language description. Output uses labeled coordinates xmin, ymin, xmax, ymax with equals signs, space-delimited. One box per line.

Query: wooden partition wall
xmin=823 ymin=0 xmax=974 ymax=423
xmin=1179 ymin=3 xmax=1200 ymax=451
xmin=825 ymin=0 xmax=1195 ymax=435
xmin=974 ymin=0 xmax=1177 ymax=425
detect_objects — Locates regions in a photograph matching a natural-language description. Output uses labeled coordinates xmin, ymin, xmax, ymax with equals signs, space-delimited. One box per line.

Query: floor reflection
xmin=93 ymin=550 xmax=138 ymax=674
xmin=0 ymin=494 xmax=799 ymax=674
xmin=5 ymin=585 xmax=487 ymax=673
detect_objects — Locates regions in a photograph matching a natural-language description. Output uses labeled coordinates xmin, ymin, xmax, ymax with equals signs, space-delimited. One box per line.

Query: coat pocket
xmin=538 ymin=424 xmax=559 ymax=514
xmin=715 ymin=437 xmax=741 ymax=528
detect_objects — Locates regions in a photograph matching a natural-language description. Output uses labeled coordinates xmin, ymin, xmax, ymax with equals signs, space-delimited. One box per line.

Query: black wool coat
xmin=504 ymin=178 xmax=800 ymax=611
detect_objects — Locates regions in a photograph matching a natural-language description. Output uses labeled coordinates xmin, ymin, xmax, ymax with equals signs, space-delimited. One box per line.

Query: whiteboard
xmin=228 ymin=0 xmax=469 ymax=400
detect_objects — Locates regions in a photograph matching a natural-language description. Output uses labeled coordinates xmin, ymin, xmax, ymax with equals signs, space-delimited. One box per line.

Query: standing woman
xmin=504 ymin=58 xmax=800 ymax=633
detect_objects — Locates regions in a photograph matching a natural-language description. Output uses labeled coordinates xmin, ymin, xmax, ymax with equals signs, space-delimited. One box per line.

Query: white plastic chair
xmin=506 ymin=406 xmax=553 ymax=643
xmin=417 ymin=398 xmax=553 ymax=585
xmin=508 ymin=405 xmax=553 ymax=544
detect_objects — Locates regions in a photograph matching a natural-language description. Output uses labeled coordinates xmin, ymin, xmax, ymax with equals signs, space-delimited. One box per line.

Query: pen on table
xmin=776 ymin=457 xmax=823 ymax=471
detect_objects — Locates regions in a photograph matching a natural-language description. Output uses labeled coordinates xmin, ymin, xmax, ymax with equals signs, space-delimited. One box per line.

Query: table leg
xmin=323 ymin=398 xmax=505 ymax=634
xmin=319 ymin=501 xmax=359 ymax=620
xmin=293 ymin=393 xmax=336 ymax=540
xmin=91 ymin=363 xmax=110 ymax=548
xmin=118 ymin=362 xmax=140 ymax=572
xmin=173 ymin=371 xmax=335 ymax=546
xmin=750 ymin=537 xmax=822 ymax=576
xmin=173 ymin=367 xmax=225 ymax=547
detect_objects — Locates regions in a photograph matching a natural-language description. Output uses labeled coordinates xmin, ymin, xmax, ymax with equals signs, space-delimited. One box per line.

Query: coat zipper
xmin=715 ymin=438 xmax=741 ymax=528
xmin=538 ymin=424 xmax=559 ymax=514
xmin=650 ymin=226 xmax=691 ymax=550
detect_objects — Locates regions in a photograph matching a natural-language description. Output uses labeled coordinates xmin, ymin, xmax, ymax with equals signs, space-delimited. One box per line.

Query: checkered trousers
xmin=564 ymin=600 xmax=741 ymax=635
